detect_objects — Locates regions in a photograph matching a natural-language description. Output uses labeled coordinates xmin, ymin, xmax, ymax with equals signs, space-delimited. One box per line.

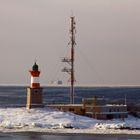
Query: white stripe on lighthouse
xmin=31 ymin=76 xmax=39 ymax=84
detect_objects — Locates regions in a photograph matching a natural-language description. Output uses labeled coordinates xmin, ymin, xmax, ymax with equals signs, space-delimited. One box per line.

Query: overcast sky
xmin=0 ymin=0 xmax=140 ymax=86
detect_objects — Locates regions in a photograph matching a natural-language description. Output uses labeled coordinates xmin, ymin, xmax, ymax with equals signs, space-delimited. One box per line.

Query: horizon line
xmin=0 ymin=83 xmax=140 ymax=87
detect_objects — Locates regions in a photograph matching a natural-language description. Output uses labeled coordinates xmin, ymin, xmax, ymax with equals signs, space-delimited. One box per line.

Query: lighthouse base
xmin=26 ymin=87 xmax=44 ymax=110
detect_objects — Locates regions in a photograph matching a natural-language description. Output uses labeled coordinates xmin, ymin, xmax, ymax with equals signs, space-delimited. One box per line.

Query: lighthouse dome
xmin=32 ymin=62 xmax=38 ymax=71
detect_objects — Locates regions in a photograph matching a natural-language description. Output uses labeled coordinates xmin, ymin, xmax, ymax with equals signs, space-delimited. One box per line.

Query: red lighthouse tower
xmin=30 ymin=62 xmax=40 ymax=88
xmin=26 ymin=62 xmax=44 ymax=110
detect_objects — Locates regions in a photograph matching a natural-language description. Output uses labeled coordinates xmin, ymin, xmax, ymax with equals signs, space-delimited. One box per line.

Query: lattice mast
xmin=62 ymin=16 xmax=76 ymax=104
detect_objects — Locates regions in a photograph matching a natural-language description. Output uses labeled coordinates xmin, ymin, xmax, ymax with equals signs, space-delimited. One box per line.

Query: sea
xmin=0 ymin=86 xmax=140 ymax=140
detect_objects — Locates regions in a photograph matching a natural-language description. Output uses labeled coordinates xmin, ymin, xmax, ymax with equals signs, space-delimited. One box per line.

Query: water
xmin=0 ymin=86 xmax=140 ymax=139
xmin=0 ymin=86 xmax=140 ymax=106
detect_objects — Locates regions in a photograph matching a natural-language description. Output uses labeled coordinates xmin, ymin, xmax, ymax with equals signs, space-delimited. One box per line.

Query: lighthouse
xmin=26 ymin=62 xmax=44 ymax=110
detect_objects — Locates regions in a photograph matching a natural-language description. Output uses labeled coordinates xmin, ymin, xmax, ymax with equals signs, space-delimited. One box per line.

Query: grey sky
xmin=0 ymin=0 xmax=140 ymax=86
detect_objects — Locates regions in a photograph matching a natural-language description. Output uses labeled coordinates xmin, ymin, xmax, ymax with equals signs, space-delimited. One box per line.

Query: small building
xmin=83 ymin=97 xmax=128 ymax=119
xmin=48 ymin=96 xmax=128 ymax=120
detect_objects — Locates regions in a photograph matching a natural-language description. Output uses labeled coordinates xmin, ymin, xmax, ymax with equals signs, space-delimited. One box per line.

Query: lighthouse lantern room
xmin=26 ymin=62 xmax=44 ymax=110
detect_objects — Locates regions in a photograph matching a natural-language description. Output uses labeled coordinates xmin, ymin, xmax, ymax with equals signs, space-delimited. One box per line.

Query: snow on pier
xmin=0 ymin=107 xmax=139 ymax=134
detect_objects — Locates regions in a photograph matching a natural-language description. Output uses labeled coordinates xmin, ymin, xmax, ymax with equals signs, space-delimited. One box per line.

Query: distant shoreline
xmin=0 ymin=84 xmax=140 ymax=88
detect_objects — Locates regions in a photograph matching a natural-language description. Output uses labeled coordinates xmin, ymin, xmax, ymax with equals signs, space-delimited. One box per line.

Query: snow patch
xmin=0 ymin=107 xmax=139 ymax=134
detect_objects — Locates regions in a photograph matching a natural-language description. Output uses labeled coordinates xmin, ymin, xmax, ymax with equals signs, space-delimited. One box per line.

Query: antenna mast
xmin=62 ymin=16 xmax=76 ymax=104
